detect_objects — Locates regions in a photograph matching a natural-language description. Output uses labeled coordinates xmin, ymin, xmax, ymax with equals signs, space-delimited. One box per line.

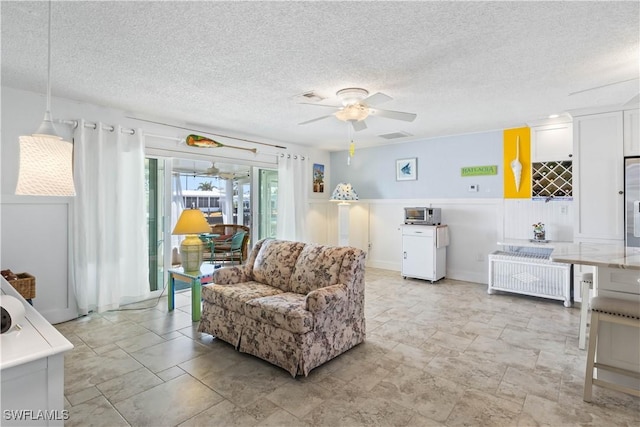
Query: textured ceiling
xmin=2 ymin=1 xmax=639 ymax=152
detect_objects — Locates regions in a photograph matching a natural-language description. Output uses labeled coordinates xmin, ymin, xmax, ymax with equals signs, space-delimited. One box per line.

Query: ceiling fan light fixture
xmin=336 ymin=88 xmax=369 ymax=106
xmin=335 ymin=104 xmax=369 ymax=122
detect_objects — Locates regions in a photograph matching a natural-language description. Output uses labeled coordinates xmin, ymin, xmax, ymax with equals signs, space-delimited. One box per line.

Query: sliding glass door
xmin=256 ymin=168 xmax=278 ymax=240
xmin=145 ymin=157 xmax=169 ymax=292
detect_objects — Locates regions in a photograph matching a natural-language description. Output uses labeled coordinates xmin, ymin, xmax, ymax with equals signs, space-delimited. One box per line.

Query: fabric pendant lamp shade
xmin=15 ymin=135 xmax=76 ymax=196
xmin=172 ymin=208 xmax=211 ymax=272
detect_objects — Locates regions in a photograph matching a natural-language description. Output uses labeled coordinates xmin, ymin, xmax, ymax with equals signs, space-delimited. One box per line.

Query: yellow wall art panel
xmin=503 ymin=127 xmax=531 ymax=199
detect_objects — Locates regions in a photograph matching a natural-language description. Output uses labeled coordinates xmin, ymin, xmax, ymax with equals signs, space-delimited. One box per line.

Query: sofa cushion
xmin=244 ymin=292 xmax=313 ymax=334
xmin=252 ymin=239 xmax=306 ymax=291
xmin=201 ymin=281 xmax=283 ymax=315
xmin=289 ymin=244 xmax=351 ymax=294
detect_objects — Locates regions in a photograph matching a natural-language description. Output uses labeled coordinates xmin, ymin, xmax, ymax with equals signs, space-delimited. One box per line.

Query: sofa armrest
xmin=212 ymin=265 xmax=251 ymax=285
xmin=305 ymin=284 xmax=348 ymax=313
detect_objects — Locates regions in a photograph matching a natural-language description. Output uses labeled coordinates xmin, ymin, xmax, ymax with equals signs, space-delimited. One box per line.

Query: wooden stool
xmin=584 ymin=296 xmax=640 ymax=402
xmin=578 ymin=272 xmax=593 ymax=350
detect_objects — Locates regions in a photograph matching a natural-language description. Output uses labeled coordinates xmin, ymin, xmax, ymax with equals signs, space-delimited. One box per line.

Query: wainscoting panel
xmin=0 ymin=196 xmax=77 ymax=323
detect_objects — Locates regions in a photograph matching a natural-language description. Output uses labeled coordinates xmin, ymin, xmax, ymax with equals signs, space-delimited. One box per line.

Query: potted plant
xmin=532 ymin=222 xmax=546 ymax=241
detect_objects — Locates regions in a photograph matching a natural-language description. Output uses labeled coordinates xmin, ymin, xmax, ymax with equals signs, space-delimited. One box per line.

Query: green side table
xmin=168 ymin=264 xmax=216 ymax=322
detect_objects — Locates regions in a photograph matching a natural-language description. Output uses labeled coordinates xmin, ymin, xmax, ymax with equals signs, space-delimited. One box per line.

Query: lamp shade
xmin=15 ymin=135 xmax=75 ymax=196
xmin=172 ymin=208 xmax=211 ymax=235
xmin=330 ymin=182 xmax=359 ymax=201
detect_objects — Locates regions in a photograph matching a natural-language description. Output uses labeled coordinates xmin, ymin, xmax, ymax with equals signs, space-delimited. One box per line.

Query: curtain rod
xmin=58 ymin=119 xmax=135 ymax=135
xmin=126 ymin=116 xmax=287 ymax=149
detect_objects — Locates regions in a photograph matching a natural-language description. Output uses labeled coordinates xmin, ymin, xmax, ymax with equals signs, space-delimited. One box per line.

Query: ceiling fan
xmin=298 ymin=88 xmax=417 ymax=131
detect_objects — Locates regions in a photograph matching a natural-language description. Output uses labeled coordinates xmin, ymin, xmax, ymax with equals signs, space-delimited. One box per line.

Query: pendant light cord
xmin=46 ymin=0 xmax=52 ymax=112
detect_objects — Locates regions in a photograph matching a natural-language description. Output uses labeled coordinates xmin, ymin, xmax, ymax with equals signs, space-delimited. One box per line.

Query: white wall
xmin=323 ymin=196 xmax=573 ymax=285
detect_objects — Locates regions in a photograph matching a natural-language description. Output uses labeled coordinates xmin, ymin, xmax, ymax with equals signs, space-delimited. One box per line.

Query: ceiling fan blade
xmin=351 ymin=120 xmax=367 ymax=132
xmin=370 ymin=108 xmax=417 ymax=122
xmin=362 ymin=92 xmax=392 ymax=106
xmin=297 ymin=102 xmax=341 ymax=109
xmin=299 ymin=115 xmax=334 ymax=125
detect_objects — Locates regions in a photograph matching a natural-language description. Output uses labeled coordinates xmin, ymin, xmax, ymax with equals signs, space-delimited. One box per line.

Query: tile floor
xmin=55 ymin=268 xmax=640 ymax=426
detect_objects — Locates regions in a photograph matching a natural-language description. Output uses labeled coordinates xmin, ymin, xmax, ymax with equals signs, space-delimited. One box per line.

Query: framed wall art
xmin=312 ymin=163 xmax=325 ymax=192
xmin=396 ymin=158 xmax=417 ymax=181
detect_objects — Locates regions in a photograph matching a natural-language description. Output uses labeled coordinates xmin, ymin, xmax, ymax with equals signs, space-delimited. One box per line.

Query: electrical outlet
xmin=560 ymin=205 xmax=568 ymax=215
xmin=468 ymin=184 xmax=479 ymax=192
xmin=476 ymin=253 xmax=485 ymax=262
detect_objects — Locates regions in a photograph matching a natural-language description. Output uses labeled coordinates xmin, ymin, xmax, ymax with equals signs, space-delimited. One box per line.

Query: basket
xmin=9 ymin=272 xmax=36 ymax=300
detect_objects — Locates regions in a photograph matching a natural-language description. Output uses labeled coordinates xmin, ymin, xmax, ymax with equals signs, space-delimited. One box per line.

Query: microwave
xmin=404 ymin=207 xmax=441 ymax=225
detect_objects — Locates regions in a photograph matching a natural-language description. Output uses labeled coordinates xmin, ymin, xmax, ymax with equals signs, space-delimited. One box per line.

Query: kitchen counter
xmin=497 ymin=239 xmax=640 ymax=270
xmin=545 ymin=241 xmax=639 ymax=392
xmin=549 ymin=243 xmax=640 ymax=271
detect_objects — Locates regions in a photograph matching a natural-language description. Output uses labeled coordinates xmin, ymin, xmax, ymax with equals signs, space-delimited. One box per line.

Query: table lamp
xmin=172 ymin=208 xmax=211 ymax=272
xmin=330 ymin=183 xmax=359 ymax=246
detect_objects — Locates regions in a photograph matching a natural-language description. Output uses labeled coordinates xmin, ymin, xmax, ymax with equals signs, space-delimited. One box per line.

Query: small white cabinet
xmin=1 ymin=278 xmax=74 ymax=426
xmin=401 ymin=225 xmax=446 ymax=282
xmin=531 ymin=122 xmax=573 ymax=161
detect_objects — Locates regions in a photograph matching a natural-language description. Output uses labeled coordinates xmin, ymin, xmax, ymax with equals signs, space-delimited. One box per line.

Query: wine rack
xmin=531 ymin=161 xmax=572 ymax=200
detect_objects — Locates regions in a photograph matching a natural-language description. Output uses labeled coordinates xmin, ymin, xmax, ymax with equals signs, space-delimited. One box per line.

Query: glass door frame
xmin=253 ymin=166 xmax=278 ymax=242
xmin=145 ymin=155 xmax=173 ymax=299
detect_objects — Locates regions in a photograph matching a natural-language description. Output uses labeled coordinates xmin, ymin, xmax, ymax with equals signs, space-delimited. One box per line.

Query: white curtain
xmin=171 ymin=172 xmax=185 ymax=252
xmin=72 ymin=120 xmax=149 ymax=314
xmin=277 ymin=154 xmax=308 ymax=241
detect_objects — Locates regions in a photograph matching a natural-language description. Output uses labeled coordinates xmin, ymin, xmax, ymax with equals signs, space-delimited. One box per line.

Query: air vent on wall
xmin=379 ymin=131 xmax=412 ymax=140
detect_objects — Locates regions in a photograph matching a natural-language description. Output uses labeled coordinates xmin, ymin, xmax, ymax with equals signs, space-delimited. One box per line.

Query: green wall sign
xmin=461 ymin=165 xmax=498 ymax=177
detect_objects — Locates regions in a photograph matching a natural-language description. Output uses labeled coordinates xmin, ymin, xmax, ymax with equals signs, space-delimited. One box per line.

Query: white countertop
xmin=497 ymin=239 xmax=640 ymax=270
xmin=1 ymin=277 xmax=74 ymax=370
xmin=550 ymin=243 xmax=640 ymax=270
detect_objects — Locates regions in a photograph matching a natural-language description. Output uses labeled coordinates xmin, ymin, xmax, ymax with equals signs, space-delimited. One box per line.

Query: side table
xmin=168 ymin=264 xmax=217 ymax=322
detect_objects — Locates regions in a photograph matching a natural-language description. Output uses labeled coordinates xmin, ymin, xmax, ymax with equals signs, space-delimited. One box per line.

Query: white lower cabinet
xmin=1 ymin=278 xmax=74 ymax=426
xmin=401 ymin=225 xmax=446 ymax=282
xmin=595 ymin=266 xmax=640 ymax=391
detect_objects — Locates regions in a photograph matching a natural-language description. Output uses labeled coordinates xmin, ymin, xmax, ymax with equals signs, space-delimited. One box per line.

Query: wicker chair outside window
xmin=212 ymin=231 xmax=246 ymax=265
xmin=209 ymin=224 xmax=250 ymax=262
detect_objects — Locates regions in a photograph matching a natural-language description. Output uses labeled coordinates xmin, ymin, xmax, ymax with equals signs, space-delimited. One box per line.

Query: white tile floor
xmin=55 ymin=268 xmax=640 ymax=426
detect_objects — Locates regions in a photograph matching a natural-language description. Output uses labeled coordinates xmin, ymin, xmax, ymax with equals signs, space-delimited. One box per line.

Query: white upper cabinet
xmin=624 ymin=109 xmax=640 ymax=157
xmin=531 ymin=123 xmax=573 ymax=162
xmin=573 ymin=111 xmax=624 ymax=242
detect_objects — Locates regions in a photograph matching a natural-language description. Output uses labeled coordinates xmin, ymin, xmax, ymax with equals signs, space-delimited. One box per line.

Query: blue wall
xmin=330 ymin=130 xmax=504 ymax=199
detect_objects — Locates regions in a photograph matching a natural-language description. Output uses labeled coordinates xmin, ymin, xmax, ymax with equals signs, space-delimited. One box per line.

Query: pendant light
xmin=34 ymin=0 xmax=60 ymax=139
xmin=16 ymin=0 xmax=75 ymax=196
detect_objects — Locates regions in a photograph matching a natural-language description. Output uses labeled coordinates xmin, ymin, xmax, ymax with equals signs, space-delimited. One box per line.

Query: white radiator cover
xmin=488 ymin=251 xmax=573 ymax=307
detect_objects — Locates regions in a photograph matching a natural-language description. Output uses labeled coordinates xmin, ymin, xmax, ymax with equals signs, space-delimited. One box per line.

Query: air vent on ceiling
xmin=293 ymin=91 xmax=324 ymax=103
xmin=379 ymin=131 xmax=412 ymax=140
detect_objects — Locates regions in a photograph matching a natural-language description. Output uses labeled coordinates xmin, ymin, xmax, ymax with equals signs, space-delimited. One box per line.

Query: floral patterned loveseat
xmin=197 ymin=238 xmax=366 ymax=377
